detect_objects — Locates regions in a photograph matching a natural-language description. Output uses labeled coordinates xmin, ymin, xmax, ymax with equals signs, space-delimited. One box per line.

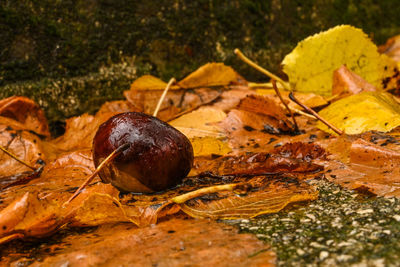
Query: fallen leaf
xmin=192 ymin=142 xmax=324 ymax=176
xmin=0 ymin=125 xmax=45 ymax=177
xmin=129 ymin=74 xmax=180 ymax=91
xmin=50 ymin=112 xmax=116 ymax=151
xmin=332 ymin=65 xmax=377 ymax=96
xmin=0 ymin=192 xmax=69 ymax=244
xmin=282 ymin=25 xmax=398 ymax=95
xmin=256 ymin=88 xmax=328 ymax=109
xmin=177 ymin=62 xmax=245 ymax=88
xmin=169 ymin=107 xmax=227 ymax=138
xmin=317 ymin=91 xmax=400 ymax=134
xmin=96 ymin=100 xmax=138 ymax=115
xmin=4 ymin=219 xmax=275 ymax=267
xmin=180 ymin=177 xmax=318 ymax=219
xmin=219 ymin=94 xmax=299 ymax=151
xmin=190 ymin=136 xmax=232 ymax=157
xmin=0 ymin=96 xmax=50 ymax=137
xmin=124 ymin=63 xmax=245 ymax=121
xmin=379 ymin=34 xmax=400 ymax=62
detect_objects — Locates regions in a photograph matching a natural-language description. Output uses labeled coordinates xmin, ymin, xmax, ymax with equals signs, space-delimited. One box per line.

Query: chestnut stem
xmin=272 ymin=80 xmax=299 ymax=131
xmin=289 ymin=92 xmax=344 ymax=135
xmin=171 ymin=183 xmax=239 ymax=204
xmin=153 ymin=77 xmax=176 ymax=117
xmin=64 ymin=143 xmax=130 ymax=205
xmin=0 ymin=145 xmax=36 ymax=170
xmin=234 ymin=48 xmax=290 ymax=91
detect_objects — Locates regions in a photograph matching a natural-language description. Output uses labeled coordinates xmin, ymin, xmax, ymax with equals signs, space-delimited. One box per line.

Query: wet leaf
xmin=177 ymin=62 xmax=245 ymax=88
xmin=169 ymin=107 xmax=227 ymax=138
xmin=180 ymin=177 xmax=318 ymax=219
xmin=0 ymin=96 xmax=50 ymax=137
xmin=256 ymin=88 xmax=328 ymax=109
xmin=192 ymin=142 xmax=324 ymax=176
xmin=0 ymin=125 xmax=45 ymax=177
xmin=0 ymin=192 xmax=68 ymax=244
xmin=379 ymin=34 xmax=400 ymax=63
xmin=96 ymin=100 xmax=138 ymax=115
xmin=3 ymin=219 xmax=275 ymax=266
xmin=219 ymin=95 xmax=298 ymax=151
xmin=50 ymin=112 xmax=116 ymax=151
xmin=282 ymin=25 xmax=398 ymax=95
xmin=190 ymin=136 xmax=232 ymax=157
xmin=129 ymin=74 xmax=181 ymax=91
xmin=332 ymin=65 xmax=377 ymax=96
xmin=317 ymin=92 xmax=400 ymax=134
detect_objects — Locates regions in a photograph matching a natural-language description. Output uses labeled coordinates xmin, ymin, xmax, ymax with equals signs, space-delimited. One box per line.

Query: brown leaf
xmin=180 ymin=177 xmax=318 ymax=219
xmin=123 ymin=63 xmax=245 ymax=121
xmin=0 ymin=192 xmax=69 ymax=244
xmin=124 ymin=85 xmax=221 ymax=121
xmin=324 ymin=133 xmax=400 ymax=197
xmin=332 ymin=65 xmax=377 ymax=96
xmin=0 ymin=149 xmax=95 ymax=209
xmin=5 ymin=219 xmax=275 ymax=267
xmin=219 ymin=95 xmax=300 ymax=152
xmin=177 ymin=62 xmax=246 ymax=88
xmin=379 ymin=34 xmax=400 ymax=62
xmin=192 ymin=142 xmax=324 ymax=176
xmin=0 ymin=96 xmax=50 ymax=137
xmin=96 ymin=100 xmax=138 ymax=115
xmin=0 ymin=125 xmax=44 ymax=177
xmin=50 ymin=112 xmax=116 ymax=151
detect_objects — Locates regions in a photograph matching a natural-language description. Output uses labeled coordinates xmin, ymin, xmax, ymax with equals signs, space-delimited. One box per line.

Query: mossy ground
xmin=229 ymin=179 xmax=400 ymax=266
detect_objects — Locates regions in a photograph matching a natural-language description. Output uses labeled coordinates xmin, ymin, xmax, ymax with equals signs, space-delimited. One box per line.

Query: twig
xmin=64 ymin=143 xmax=130 ymax=205
xmin=289 ymin=92 xmax=343 ymax=135
xmin=0 ymin=145 xmax=36 ymax=170
xmin=153 ymin=77 xmax=176 ymax=117
xmin=234 ymin=48 xmax=290 ymax=91
xmin=171 ymin=183 xmax=239 ymax=204
xmin=272 ymin=80 xmax=299 ymax=131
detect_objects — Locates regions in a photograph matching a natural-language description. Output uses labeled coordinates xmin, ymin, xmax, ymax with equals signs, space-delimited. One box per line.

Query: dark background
xmin=1 ymin=0 xmax=400 ymax=126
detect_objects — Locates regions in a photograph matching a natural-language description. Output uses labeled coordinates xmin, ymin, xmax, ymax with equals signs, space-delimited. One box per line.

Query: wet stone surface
xmin=227 ymin=179 xmax=400 ymax=266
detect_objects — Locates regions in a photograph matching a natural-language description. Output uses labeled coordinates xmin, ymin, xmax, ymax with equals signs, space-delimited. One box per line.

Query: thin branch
xmin=289 ymin=92 xmax=344 ymax=135
xmin=171 ymin=183 xmax=239 ymax=204
xmin=64 ymin=143 xmax=130 ymax=205
xmin=234 ymin=48 xmax=290 ymax=91
xmin=272 ymin=80 xmax=299 ymax=131
xmin=0 ymin=145 xmax=36 ymax=170
xmin=153 ymin=77 xmax=176 ymax=117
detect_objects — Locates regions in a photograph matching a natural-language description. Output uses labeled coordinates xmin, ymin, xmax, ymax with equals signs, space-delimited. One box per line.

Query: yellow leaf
xmin=177 ymin=63 xmax=243 ymax=88
xmin=317 ymin=92 xmax=400 ymax=135
xmin=169 ymin=107 xmax=227 ymax=138
xmin=282 ymin=25 xmax=398 ymax=96
xmin=190 ymin=136 xmax=232 ymax=157
xmin=129 ymin=75 xmax=180 ymax=91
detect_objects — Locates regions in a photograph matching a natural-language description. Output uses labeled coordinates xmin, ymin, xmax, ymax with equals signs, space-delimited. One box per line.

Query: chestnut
xmin=92 ymin=112 xmax=194 ymax=193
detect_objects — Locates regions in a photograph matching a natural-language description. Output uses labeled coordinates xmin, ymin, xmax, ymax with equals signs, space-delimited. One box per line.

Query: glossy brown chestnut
xmin=93 ymin=112 xmax=194 ymax=192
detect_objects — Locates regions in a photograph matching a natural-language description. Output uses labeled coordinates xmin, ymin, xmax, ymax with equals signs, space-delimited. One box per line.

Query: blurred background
xmin=1 ymin=0 xmax=400 ymax=127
